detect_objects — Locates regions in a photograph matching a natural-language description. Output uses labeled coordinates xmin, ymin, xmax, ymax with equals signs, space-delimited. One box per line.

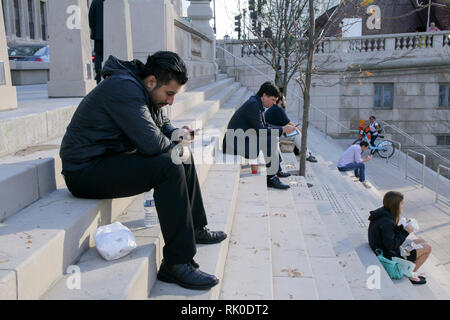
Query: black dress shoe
xmin=157 ymin=260 xmax=219 ymax=290
xmin=277 ymin=171 xmax=291 ymax=178
xmin=306 ymin=155 xmax=318 ymax=163
xmin=267 ymin=176 xmax=290 ymax=189
xmin=195 ymin=226 xmax=227 ymax=244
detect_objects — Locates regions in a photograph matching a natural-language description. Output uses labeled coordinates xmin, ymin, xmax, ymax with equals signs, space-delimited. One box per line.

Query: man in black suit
xmin=222 ymin=82 xmax=296 ymax=189
xmin=89 ymin=0 xmax=104 ymax=84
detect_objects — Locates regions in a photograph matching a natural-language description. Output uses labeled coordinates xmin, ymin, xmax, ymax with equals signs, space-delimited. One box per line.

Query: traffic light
xmin=234 ymin=14 xmax=241 ymax=39
xmin=249 ymin=0 xmax=255 ymax=11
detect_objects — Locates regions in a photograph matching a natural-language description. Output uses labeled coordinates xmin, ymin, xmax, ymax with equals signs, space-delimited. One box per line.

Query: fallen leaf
xmin=274 ymin=242 xmax=281 ymax=247
xmin=292 ymin=271 xmax=302 ymax=277
xmin=27 ymin=241 xmax=32 ymax=244
xmin=281 ymin=214 xmax=287 ymax=218
xmin=0 ymin=259 xmax=9 ymax=264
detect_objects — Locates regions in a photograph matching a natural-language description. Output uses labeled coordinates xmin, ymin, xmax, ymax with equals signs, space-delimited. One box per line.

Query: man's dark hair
xmin=257 ymin=81 xmax=280 ymax=98
xmin=360 ymin=141 xmax=369 ymax=147
xmin=369 ymin=115 xmax=376 ymax=120
xmin=140 ymin=51 xmax=188 ymax=87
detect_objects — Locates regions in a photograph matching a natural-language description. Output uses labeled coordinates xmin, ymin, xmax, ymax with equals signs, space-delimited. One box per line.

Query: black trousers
xmin=93 ymin=40 xmax=103 ymax=84
xmin=63 ymin=151 xmax=208 ymax=264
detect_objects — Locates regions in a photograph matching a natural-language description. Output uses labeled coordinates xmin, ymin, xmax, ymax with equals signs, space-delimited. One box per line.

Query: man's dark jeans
xmin=62 ymin=151 xmax=208 ymax=265
xmin=337 ymin=162 xmax=365 ymax=182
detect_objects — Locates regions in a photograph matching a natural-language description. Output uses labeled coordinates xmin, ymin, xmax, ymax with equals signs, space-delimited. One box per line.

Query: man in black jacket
xmin=222 ymin=82 xmax=296 ymax=189
xmin=88 ymin=0 xmax=104 ymax=84
xmin=60 ymin=51 xmax=226 ymax=290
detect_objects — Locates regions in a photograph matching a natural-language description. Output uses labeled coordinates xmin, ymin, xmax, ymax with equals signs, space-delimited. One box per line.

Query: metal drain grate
xmin=342 ymin=193 xmax=368 ymax=228
xmin=322 ymin=184 xmax=346 ymax=214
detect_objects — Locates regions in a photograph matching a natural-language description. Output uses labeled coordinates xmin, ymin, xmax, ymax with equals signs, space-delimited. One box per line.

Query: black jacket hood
xmin=368 ymin=206 xmax=394 ymax=222
xmin=102 ymin=55 xmax=145 ymax=83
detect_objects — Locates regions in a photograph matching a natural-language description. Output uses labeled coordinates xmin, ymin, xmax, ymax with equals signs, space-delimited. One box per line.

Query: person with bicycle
xmin=337 ymin=141 xmax=372 ymax=189
xmin=368 ymin=116 xmax=382 ymax=150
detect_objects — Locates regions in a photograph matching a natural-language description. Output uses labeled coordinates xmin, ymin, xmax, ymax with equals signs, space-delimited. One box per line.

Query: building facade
xmin=1 ymin=0 xmax=52 ymax=46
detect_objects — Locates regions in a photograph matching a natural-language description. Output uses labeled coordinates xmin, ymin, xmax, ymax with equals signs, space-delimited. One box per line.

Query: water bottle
xmin=143 ymin=191 xmax=159 ymax=228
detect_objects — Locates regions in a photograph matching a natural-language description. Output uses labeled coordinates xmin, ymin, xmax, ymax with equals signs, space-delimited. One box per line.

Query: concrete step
xmin=300 ymin=136 xmax=450 ymax=300
xmin=0 ymin=189 xmax=135 ymax=299
xmin=149 ymin=162 xmax=241 ymax=300
xmin=169 ymin=78 xmax=235 ymax=120
xmin=0 ymin=158 xmax=56 ymax=221
xmin=288 ymin=175 xmax=355 ymax=300
xmin=171 ymin=82 xmax=240 ymax=130
xmin=267 ymin=185 xmax=318 ymax=299
xmin=220 ymin=162 xmax=274 ymax=300
xmin=42 ymin=217 xmax=163 ymax=300
xmin=43 ymin=161 xmax=242 ymax=300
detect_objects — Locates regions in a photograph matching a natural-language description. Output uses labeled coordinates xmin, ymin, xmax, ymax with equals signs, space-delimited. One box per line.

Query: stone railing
xmin=217 ymin=30 xmax=450 ymax=60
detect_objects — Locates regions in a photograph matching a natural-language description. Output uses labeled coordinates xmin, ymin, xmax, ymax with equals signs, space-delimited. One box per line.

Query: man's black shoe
xmin=277 ymin=171 xmax=291 ymax=178
xmin=267 ymin=176 xmax=290 ymax=189
xmin=195 ymin=226 xmax=227 ymax=244
xmin=293 ymin=146 xmax=300 ymax=156
xmin=157 ymin=260 xmax=219 ymax=290
xmin=306 ymin=155 xmax=318 ymax=163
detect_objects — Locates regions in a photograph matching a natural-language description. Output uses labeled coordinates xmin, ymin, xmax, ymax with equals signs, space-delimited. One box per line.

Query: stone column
xmin=187 ymin=0 xmax=214 ymax=38
xmin=187 ymin=0 xmax=217 ymax=81
xmin=103 ymin=0 xmax=133 ymax=61
xmin=0 ymin=1 xmax=18 ymax=111
xmin=47 ymin=0 xmax=96 ymax=98
xmin=128 ymin=0 xmax=175 ymax=62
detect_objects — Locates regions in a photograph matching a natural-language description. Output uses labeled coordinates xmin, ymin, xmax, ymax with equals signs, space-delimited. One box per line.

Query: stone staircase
xmin=1 ymin=75 xmax=450 ymax=300
xmin=0 ymin=75 xmax=252 ymax=299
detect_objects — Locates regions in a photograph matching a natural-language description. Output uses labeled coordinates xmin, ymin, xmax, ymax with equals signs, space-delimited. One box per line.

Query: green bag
xmin=375 ymin=249 xmax=403 ymax=279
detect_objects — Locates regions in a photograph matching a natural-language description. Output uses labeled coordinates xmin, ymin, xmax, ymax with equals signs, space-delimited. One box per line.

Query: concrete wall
xmin=9 ymin=61 xmax=49 ymax=85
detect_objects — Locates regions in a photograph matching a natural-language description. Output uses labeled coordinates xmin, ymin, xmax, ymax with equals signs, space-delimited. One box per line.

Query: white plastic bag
xmin=94 ymin=222 xmax=137 ymax=261
xmin=399 ymin=217 xmax=420 ymax=232
xmin=392 ymin=257 xmax=416 ymax=278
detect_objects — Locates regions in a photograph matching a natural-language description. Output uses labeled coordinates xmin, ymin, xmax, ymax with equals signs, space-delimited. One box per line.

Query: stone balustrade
xmin=217 ymin=30 xmax=450 ymax=63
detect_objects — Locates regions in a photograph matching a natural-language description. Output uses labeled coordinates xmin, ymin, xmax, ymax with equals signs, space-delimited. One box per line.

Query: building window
xmin=40 ymin=1 xmax=47 ymax=40
xmin=1 ymin=0 xmax=7 ymax=32
xmin=14 ymin=0 xmax=21 ymax=37
xmin=439 ymin=84 xmax=450 ymax=107
xmin=28 ymin=0 xmax=35 ymax=39
xmin=374 ymin=83 xmax=394 ymax=108
xmin=436 ymin=136 xmax=450 ymax=146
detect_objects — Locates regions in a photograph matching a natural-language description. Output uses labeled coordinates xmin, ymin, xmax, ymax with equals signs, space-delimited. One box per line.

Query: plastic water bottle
xmin=143 ymin=191 xmax=159 ymax=228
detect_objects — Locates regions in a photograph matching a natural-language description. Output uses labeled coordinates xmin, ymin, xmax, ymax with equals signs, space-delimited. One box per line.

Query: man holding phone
xmin=60 ymin=51 xmax=226 ymax=291
xmin=222 ymin=82 xmax=296 ymax=189
xmin=264 ymin=96 xmax=318 ymax=162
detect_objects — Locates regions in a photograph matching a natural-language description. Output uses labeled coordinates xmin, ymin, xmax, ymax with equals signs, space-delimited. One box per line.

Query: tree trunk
xmin=299 ymin=0 xmax=315 ymax=177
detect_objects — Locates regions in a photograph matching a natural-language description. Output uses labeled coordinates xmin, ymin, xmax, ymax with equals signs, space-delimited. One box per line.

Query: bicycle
xmin=352 ymin=130 xmax=395 ymax=159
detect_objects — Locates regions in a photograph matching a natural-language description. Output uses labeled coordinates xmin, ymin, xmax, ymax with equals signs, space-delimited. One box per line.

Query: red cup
xmin=251 ymin=164 xmax=258 ymax=174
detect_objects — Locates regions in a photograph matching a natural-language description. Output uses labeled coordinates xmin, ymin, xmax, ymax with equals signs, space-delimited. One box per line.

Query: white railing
xmin=406 ymin=149 xmax=426 ymax=188
xmin=436 ymin=165 xmax=450 ymax=205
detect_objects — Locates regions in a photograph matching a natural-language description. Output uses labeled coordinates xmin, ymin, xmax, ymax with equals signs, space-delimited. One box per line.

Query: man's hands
xmin=179 ymin=126 xmax=194 ymax=146
xmin=363 ymin=155 xmax=372 ymax=163
xmin=282 ymin=124 xmax=296 ymax=134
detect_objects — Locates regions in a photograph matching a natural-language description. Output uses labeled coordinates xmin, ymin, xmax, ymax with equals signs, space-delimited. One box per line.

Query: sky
xmin=182 ymin=0 xmax=242 ymax=40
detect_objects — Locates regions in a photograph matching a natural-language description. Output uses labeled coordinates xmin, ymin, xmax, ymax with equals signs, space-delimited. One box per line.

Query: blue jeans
xmin=337 ymin=162 xmax=365 ymax=182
